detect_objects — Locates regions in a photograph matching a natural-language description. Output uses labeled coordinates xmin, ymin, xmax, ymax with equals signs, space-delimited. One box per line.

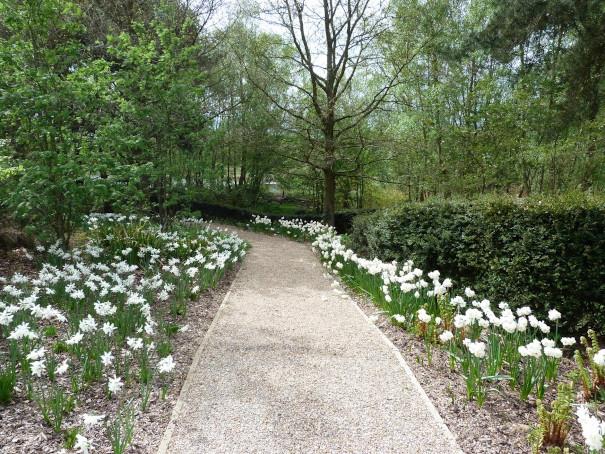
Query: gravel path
xmin=158 ymin=228 xmax=462 ymax=453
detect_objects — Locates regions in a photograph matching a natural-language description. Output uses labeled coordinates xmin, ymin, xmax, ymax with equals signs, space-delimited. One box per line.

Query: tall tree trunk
xmin=323 ymin=167 xmax=336 ymax=226
xmin=323 ymin=115 xmax=337 ymax=225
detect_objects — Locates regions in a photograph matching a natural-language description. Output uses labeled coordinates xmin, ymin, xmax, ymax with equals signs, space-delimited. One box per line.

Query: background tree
xmin=252 ymin=0 xmax=412 ymax=224
xmin=103 ymin=18 xmax=208 ymax=221
xmin=0 ymin=0 xmax=113 ymax=242
xmin=380 ymin=0 xmax=605 ymax=201
xmin=204 ymin=23 xmax=289 ymax=205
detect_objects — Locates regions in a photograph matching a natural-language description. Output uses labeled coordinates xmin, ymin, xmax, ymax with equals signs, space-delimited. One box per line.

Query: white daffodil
xmin=107 ymin=375 xmax=123 ymax=395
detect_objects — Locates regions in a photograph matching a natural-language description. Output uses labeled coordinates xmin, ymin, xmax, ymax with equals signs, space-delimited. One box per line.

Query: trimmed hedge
xmin=349 ymin=197 xmax=605 ymax=333
xmin=188 ymin=201 xmax=373 ymax=234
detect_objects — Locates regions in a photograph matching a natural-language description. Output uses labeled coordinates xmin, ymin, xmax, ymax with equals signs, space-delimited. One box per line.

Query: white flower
xmin=537 ymin=321 xmax=550 ymax=334
xmin=66 ymin=331 xmax=84 ymax=345
xmin=126 ymin=337 xmax=144 ymax=351
xmin=74 ymin=434 xmax=92 ymax=454
xmin=427 ymin=270 xmax=440 ymax=280
xmin=450 ymin=295 xmax=466 ymax=308
xmin=392 ymin=314 xmax=406 ymax=324
xmin=501 ymin=318 xmax=517 ymax=334
xmin=101 ymin=322 xmax=117 ymax=336
xmin=548 ymin=309 xmax=561 ymax=321
xmin=144 ymin=322 xmax=155 ymax=335
xmin=439 ymin=330 xmax=454 ymax=343
xmin=517 ymin=316 xmax=528 ymax=332
xmin=26 ymin=346 xmax=46 ymax=361
xmin=576 ymin=405 xmax=605 ymax=452
xmin=107 ymin=375 xmax=123 ymax=394
xmin=101 ymin=351 xmax=114 ymax=368
xmin=454 ymin=314 xmax=468 ymax=329
xmin=56 ymin=359 xmax=69 ymax=375
xmin=479 ymin=299 xmax=491 ymax=312
xmin=594 ymin=349 xmax=605 ymax=367
xmin=79 ymin=314 xmax=97 ymax=333
xmin=158 ymin=290 xmax=170 ymax=301
xmin=0 ymin=310 xmax=13 ymax=326
xmin=94 ymin=301 xmax=117 ymax=317
xmin=517 ymin=306 xmax=532 ymax=317
xmin=126 ymin=292 xmax=145 ymax=306
xmin=157 ymin=355 xmax=176 ymax=373
xmin=7 ymin=322 xmax=38 ymax=340
xmin=417 ymin=308 xmax=431 ymax=324
xmin=519 ymin=339 xmax=542 ymax=358
xmin=465 ymin=308 xmax=483 ymax=324
xmin=31 ymin=359 xmax=46 ymax=377
xmin=82 ymin=413 xmax=105 ymax=427
xmin=484 ymin=309 xmax=500 ymax=327
xmin=544 ymin=347 xmax=562 ymax=359
xmin=467 ymin=341 xmax=486 ymax=358
xmin=561 ymin=337 xmax=576 ymax=347
xmin=70 ymin=289 xmax=85 ymax=300
xmin=464 ymin=287 xmax=475 ymax=298
xmin=541 ymin=338 xmax=556 ymax=348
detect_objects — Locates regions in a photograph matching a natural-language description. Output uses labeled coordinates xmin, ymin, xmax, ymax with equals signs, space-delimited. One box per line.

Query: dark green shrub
xmin=349 ymin=195 xmax=605 ymax=334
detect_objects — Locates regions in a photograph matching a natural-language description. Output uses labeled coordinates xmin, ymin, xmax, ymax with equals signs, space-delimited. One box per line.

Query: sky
xmin=211 ymin=0 xmax=328 ymax=66
xmin=210 ymin=0 xmax=388 ymax=74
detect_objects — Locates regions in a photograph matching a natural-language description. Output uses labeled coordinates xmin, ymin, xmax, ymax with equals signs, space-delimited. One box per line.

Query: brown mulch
xmin=0 ymin=247 xmax=38 ymax=278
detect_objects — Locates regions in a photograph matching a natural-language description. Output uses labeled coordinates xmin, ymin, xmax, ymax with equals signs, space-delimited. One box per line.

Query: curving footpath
xmin=158 ymin=228 xmax=463 ymax=454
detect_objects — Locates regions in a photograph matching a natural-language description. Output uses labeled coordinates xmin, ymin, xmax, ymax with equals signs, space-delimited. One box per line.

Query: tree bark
xmin=323 ymin=167 xmax=336 ymax=226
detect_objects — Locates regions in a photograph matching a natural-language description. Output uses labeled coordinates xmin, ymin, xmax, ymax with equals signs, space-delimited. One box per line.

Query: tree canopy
xmin=1 ymin=0 xmax=604 ymax=233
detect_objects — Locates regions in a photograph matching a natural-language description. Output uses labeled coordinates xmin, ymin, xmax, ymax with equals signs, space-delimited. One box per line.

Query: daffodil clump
xmin=0 ymin=214 xmax=247 ymax=452
xmin=248 ymin=215 xmax=334 ymax=241
xmin=252 ymin=216 xmax=604 ymax=453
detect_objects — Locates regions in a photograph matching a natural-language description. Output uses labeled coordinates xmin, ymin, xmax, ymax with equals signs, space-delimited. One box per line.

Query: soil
xmin=0 ymin=247 xmax=37 ymax=278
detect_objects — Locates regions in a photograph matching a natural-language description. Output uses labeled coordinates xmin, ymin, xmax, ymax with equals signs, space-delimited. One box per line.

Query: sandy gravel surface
xmin=159 ymin=229 xmax=461 ymax=454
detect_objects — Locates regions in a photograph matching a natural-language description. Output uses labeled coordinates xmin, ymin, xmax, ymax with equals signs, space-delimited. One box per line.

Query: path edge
xmin=156 ymin=287 xmax=234 ymax=454
xmin=345 ymin=292 xmax=465 ymax=453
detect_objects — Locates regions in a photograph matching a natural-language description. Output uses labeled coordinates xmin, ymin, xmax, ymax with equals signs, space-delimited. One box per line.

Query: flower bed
xmin=249 ymin=215 xmax=605 ymax=453
xmin=0 ymin=214 xmax=247 ymax=452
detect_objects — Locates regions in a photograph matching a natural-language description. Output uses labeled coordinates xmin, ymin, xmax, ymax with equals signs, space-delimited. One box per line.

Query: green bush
xmin=349 ymin=195 xmax=605 ymax=333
